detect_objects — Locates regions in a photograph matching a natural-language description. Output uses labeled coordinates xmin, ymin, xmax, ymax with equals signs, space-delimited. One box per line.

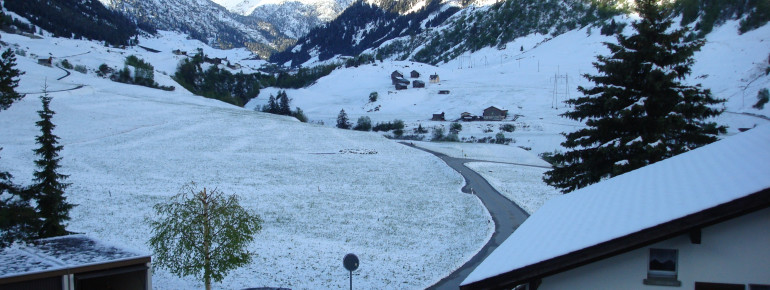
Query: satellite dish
xmin=343 ymin=253 xmax=359 ymax=272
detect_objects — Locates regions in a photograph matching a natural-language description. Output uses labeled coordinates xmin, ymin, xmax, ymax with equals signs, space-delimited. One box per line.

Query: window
xmin=695 ymin=282 xmax=745 ymax=290
xmin=643 ymin=248 xmax=681 ymax=286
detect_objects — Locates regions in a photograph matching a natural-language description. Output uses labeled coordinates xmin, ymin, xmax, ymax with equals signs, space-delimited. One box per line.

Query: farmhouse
xmin=482 ymin=106 xmax=508 ymax=121
xmin=430 ymin=73 xmax=440 ymax=83
xmin=38 ymin=57 xmax=52 ymax=67
xmin=462 ymin=126 xmax=770 ymax=290
xmin=413 ymin=80 xmax=425 ymax=88
xmin=410 ymin=70 xmax=420 ymax=78
xmin=432 ymin=112 xmax=445 ymax=121
xmin=0 ymin=235 xmax=152 ymax=290
xmin=391 ymin=70 xmax=410 ymax=86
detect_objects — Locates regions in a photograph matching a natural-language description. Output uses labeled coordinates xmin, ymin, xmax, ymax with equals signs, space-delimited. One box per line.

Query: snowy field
xmin=1 ymin=9 xmax=769 ymax=289
xmin=0 ymin=34 xmax=492 ymax=289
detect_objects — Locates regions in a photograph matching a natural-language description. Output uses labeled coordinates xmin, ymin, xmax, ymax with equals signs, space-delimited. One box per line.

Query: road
xmin=400 ymin=143 xmax=530 ymax=289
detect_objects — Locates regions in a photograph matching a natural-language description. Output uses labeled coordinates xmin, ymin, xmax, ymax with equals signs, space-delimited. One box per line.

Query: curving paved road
xmin=400 ymin=143 xmax=530 ymax=289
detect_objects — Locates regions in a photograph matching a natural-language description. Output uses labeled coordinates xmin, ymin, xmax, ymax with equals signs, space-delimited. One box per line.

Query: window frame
xmin=643 ymin=248 xmax=682 ymax=287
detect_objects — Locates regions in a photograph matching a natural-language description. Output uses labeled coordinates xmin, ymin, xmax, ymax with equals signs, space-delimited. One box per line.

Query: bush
xmin=753 ymin=88 xmax=769 ymax=110
xmin=369 ymin=91 xmax=378 ymax=102
xmin=60 ymin=59 xmax=73 ymax=69
xmin=293 ymin=107 xmax=308 ymax=123
xmin=74 ymin=65 xmax=87 ymax=74
xmin=386 ymin=134 xmax=424 ymax=141
xmin=413 ymin=123 xmax=428 ymax=134
xmin=372 ymin=119 xmax=405 ymax=132
xmin=499 ymin=123 xmax=515 ymax=132
xmin=97 ymin=63 xmax=112 ymax=77
xmin=431 ymin=126 xmax=445 ymax=141
xmin=495 ymin=132 xmax=512 ymax=144
xmin=450 ymin=122 xmax=462 ymax=134
xmin=353 ymin=116 xmax=372 ymax=131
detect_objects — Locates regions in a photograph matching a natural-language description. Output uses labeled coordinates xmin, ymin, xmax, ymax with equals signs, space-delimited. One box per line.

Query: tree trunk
xmin=202 ymin=188 xmax=212 ymax=290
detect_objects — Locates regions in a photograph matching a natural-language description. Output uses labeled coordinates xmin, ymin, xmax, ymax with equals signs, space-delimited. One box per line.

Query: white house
xmin=461 ymin=126 xmax=770 ymax=290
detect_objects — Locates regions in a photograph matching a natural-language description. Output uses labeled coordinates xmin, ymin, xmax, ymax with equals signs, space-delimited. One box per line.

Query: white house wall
xmin=540 ymin=207 xmax=770 ymax=290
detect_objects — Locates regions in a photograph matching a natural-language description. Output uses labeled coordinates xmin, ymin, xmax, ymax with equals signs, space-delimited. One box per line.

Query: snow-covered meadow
xmin=0 ymin=33 xmax=492 ymax=288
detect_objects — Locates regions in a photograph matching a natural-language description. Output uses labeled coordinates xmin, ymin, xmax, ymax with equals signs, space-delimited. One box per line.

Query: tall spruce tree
xmin=336 ymin=109 xmax=351 ymax=129
xmin=264 ymin=94 xmax=278 ymax=114
xmin=32 ymin=89 xmax=74 ymax=238
xmin=278 ymin=90 xmax=291 ymax=116
xmin=0 ymin=48 xmax=37 ymax=247
xmin=543 ymin=0 xmax=725 ymax=193
xmin=0 ymin=49 xmax=24 ymax=110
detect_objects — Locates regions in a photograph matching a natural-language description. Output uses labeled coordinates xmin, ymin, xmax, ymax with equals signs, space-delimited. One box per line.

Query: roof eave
xmin=461 ymin=187 xmax=770 ymax=290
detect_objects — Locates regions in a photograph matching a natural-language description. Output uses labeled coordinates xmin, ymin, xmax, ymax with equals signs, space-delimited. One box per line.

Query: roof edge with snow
xmin=460 ymin=187 xmax=770 ymax=289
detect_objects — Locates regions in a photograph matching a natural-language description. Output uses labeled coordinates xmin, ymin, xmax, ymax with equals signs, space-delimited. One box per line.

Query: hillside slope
xmin=0 ymin=31 xmax=491 ymax=288
xmin=252 ymin=19 xmax=770 ymax=155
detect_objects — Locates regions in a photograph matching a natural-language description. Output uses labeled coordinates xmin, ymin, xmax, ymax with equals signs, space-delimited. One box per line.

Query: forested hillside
xmin=3 ymin=0 xmax=144 ymax=46
xmin=270 ymin=0 xmax=448 ymax=66
xmin=272 ymin=0 xmax=770 ymax=67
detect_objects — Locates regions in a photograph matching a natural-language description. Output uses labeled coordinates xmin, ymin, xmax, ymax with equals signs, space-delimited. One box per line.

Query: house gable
xmin=538 ymin=206 xmax=770 ymax=290
xmin=463 ymin=188 xmax=770 ymax=289
xmin=462 ymin=126 xmax=770 ymax=289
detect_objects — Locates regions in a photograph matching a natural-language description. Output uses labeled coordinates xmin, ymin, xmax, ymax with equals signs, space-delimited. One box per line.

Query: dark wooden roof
xmin=461 ymin=187 xmax=770 ymax=289
xmin=0 ymin=235 xmax=151 ymax=284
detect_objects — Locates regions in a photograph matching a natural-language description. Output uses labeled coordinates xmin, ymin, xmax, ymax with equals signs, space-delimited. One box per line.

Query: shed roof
xmin=462 ymin=125 xmax=770 ymax=288
xmin=0 ymin=235 xmax=150 ymax=282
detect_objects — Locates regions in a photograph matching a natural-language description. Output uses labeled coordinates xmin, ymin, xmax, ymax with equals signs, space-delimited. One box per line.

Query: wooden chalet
xmin=38 ymin=57 xmax=52 ymax=67
xmin=410 ymin=70 xmax=420 ymax=78
xmin=483 ymin=106 xmax=508 ymax=121
xmin=413 ymin=80 xmax=425 ymax=88
xmin=432 ymin=112 xmax=445 ymax=121
xmin=395 ymin=83 xmax=408 ymax=90
xmin=430 ymin=73 xmax=440 ymax=83
xmin=391 ymin=70 xmax=410 ymax=86
xmin=438 ymin=90 xmax=450 ymax=95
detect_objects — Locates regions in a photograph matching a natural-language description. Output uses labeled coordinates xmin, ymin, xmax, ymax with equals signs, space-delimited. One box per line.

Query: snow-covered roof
xmin=462 ymin=125 xmax=770 ymax=287
xmin=0 ymin=235 xmax=150 ymax=280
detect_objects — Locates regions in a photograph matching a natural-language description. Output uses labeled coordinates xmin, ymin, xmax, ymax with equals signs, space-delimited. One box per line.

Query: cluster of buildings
xmin=390 ymin=70 xmax=438 ymax=90
xmin=431 ymin=106 xmax=509 ymax=122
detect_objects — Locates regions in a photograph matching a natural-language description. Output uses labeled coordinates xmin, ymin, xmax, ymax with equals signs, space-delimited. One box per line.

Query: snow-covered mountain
xmin=98 ymin=0 xmax=293 ymax=57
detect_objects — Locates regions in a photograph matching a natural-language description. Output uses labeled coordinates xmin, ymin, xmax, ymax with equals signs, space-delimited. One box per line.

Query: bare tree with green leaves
xmin=148 ymin=183 xmax=262 ymax=290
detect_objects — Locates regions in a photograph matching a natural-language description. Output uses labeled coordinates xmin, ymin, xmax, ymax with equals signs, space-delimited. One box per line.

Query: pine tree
xmin=336 ymin=109 xmax=351 ymax=129
xmin=31 ymin=88 xmax=74 ymax=238
xmin=278 ymin=90 xmax=291 ymax=116
xmin=0 ymin=180 xmax=41 ymax=246
xmin=0 ymin=49 xmax=25 ymax=111
xmin=543 ymin=0 xmax=725 ymax=193
xmin=0 ymin=48 xmax=38 ymax=247
xmin=264 ymin=94 xmax=278 ymax=114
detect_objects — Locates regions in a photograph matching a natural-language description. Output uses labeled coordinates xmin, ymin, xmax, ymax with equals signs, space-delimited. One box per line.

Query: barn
xmin=482 ymin=106 xmax=508 ymax=121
